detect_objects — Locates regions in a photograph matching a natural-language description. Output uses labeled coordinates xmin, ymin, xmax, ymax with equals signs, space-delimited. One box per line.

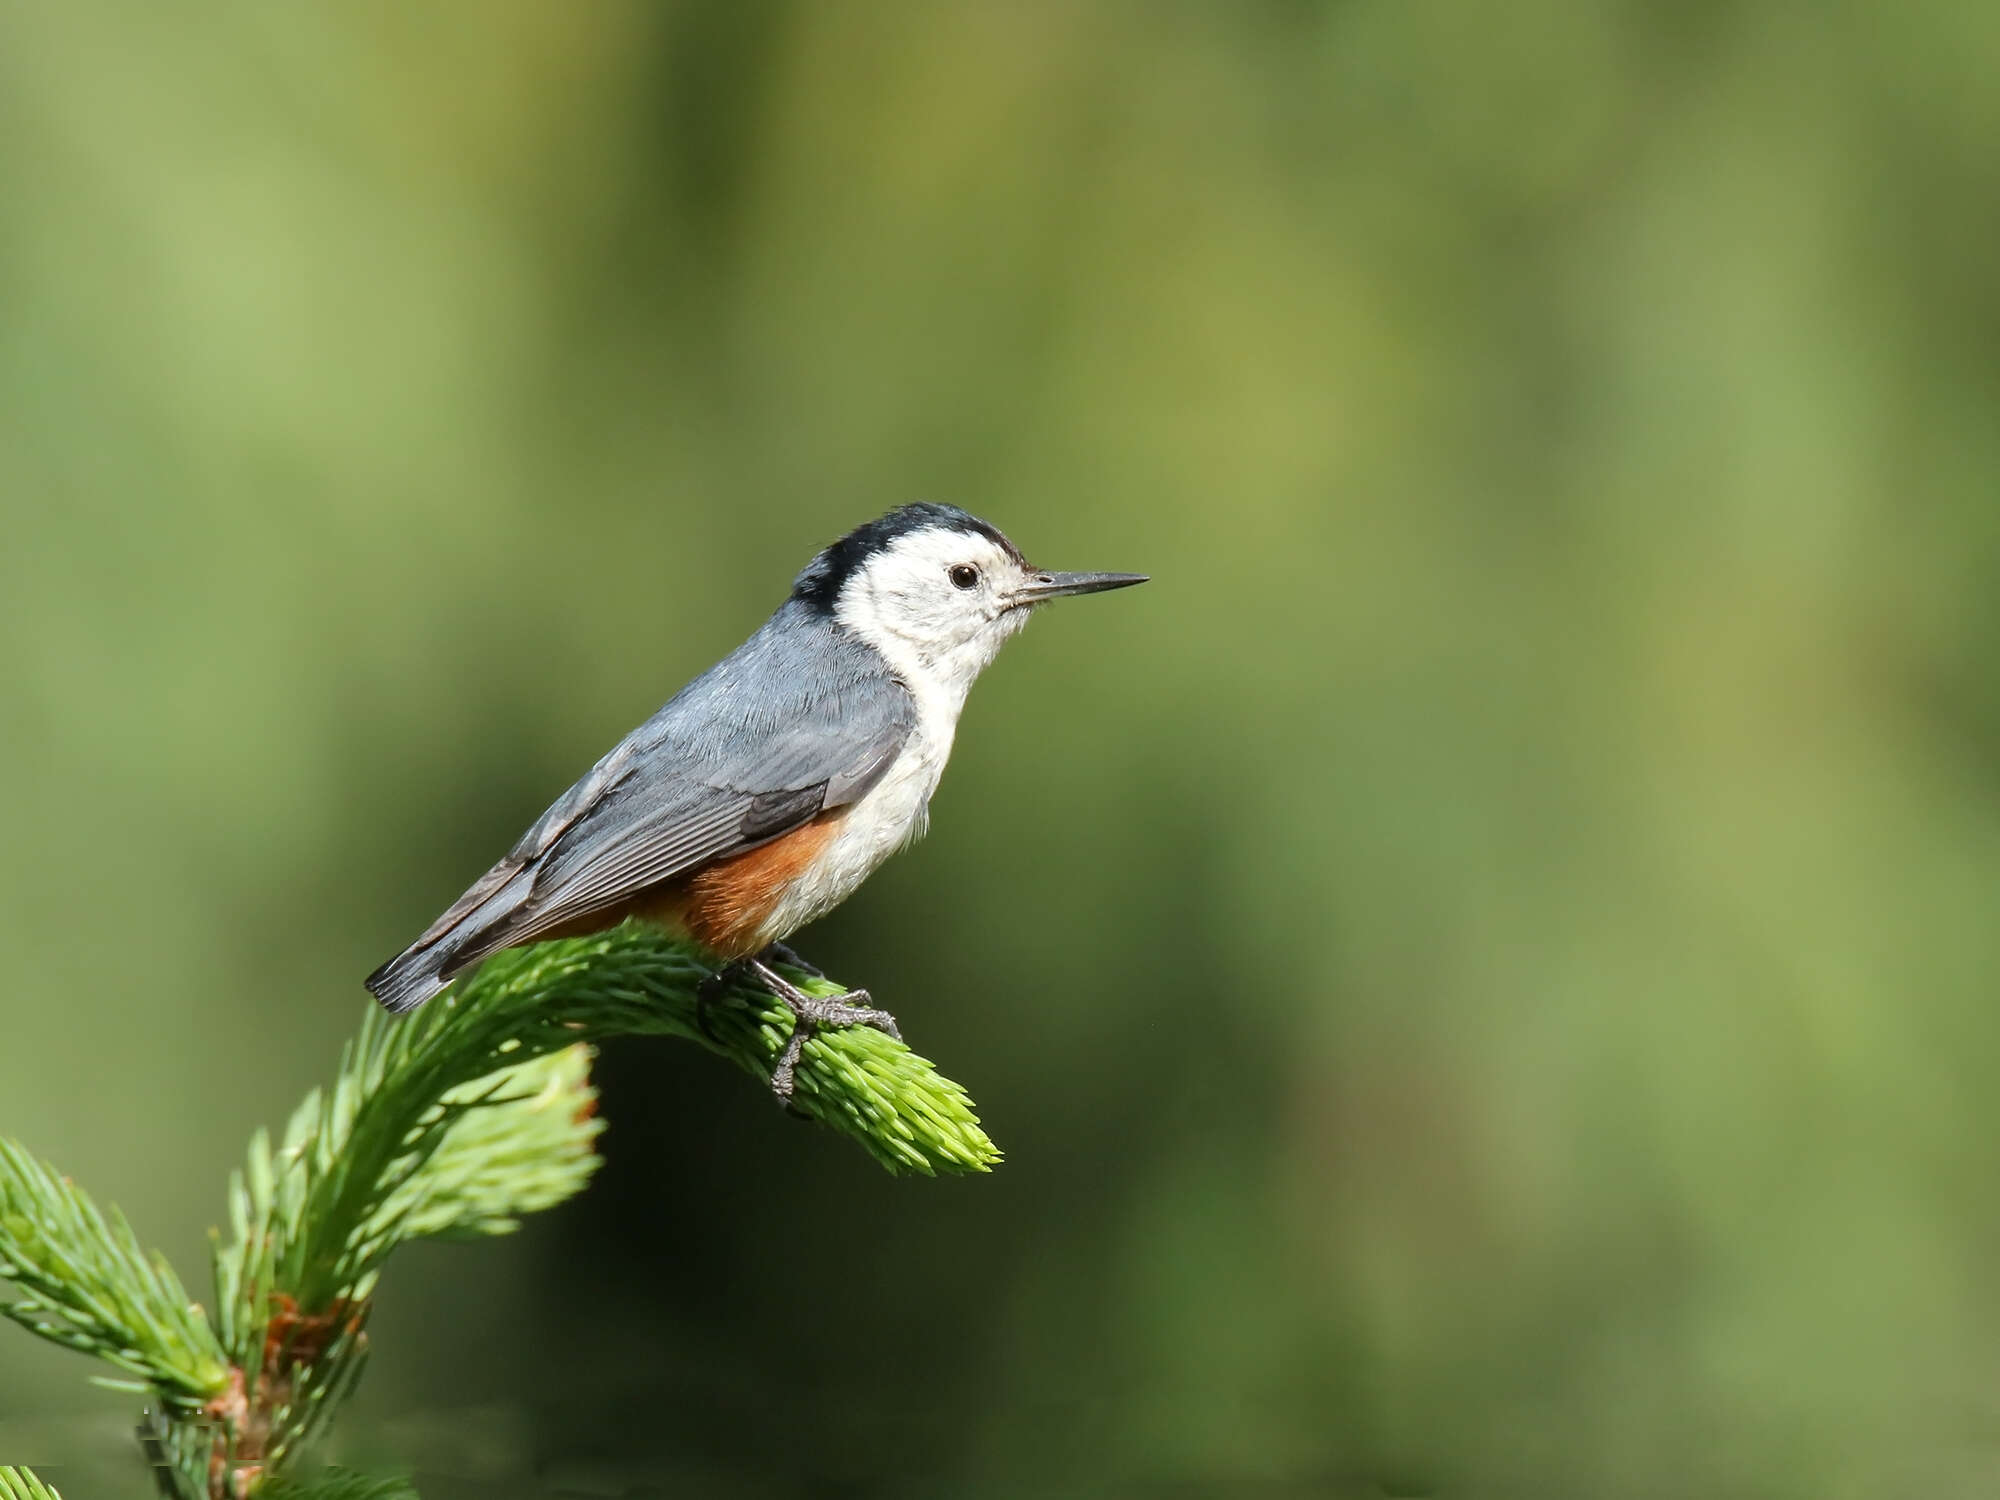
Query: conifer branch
xmin=0 ymin=923 xmax=997 ymax=1497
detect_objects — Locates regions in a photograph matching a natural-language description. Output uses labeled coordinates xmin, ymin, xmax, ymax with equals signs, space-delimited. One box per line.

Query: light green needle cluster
xmin=0 ymin=1139 xmax=230 ymax=1404
xmin=785 ymin=1021 xmax=999 ymax=1173
xmin=0 ymin=1468 xmax=64 ymax=1500
xmin=0 ymin=922 xmax=995 ymax=1496
xmin=380 ymin=1043 xmax=604 ymax=1241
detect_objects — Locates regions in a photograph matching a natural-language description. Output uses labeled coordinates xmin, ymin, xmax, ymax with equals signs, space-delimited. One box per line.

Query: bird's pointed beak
xmin=1007 ymin=570 xmax=1150 ymax=609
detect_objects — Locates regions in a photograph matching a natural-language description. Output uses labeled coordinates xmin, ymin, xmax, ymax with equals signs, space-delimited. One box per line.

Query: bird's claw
xmin=747 ymin=957 xmax=902 ymax=1103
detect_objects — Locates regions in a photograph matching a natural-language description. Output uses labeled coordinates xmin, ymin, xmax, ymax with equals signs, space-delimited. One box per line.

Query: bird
xmin=365 ymin=502 xmax=1146 ymax=1095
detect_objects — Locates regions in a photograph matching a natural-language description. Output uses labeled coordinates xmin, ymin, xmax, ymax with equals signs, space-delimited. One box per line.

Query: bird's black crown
xmin=792 ymin=503 xmax=1023 ymax=613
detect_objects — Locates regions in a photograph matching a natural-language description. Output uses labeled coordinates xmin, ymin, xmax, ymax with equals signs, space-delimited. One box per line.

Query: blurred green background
xmin=5 ymin=1 xmax=2000 ymax=1494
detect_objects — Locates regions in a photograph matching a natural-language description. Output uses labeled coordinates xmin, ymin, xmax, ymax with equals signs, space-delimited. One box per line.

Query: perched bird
xmin=365 ymin=503 xmax=1146 ymax=1094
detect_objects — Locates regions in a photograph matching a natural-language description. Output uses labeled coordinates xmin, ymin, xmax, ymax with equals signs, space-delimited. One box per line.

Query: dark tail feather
xmin=368 ymin=865 xmax=534 ymax=1014
xmin=364 ymin=945 xmax=454 ymax=1013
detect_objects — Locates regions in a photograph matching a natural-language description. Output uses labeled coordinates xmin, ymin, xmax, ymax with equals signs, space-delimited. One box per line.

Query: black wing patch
xmin=742 ymin=783 xmax=827 ymax=841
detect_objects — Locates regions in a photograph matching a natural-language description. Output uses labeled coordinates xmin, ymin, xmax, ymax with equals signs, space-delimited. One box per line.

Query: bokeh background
xmin=5 ymin=1 xmax=2000 ymax=1495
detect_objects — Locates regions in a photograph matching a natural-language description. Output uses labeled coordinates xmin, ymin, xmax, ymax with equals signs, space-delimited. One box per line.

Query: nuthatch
xmin=366 ymin=504 xmax=1146 ymax=1095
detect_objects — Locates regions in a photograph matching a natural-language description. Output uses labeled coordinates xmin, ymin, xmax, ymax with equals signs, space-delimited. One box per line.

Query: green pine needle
xmin=0 ymin=1469 xmax=63 ymax=1500
xmin=0 ymin=1140 xmax=230 ymax=1403
xmin=255 ymin=1469 xmax=419 ymax=1500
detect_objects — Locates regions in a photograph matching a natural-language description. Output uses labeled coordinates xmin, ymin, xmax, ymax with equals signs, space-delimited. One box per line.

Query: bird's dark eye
xmin=949 ymin=564 xmax=980 ymax=590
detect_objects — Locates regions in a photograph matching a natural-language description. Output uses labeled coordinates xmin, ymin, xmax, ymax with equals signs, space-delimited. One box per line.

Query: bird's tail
xmin=365 ymin=862 xmax=536 ymax=1014
xmin=363 ymin=944 xmax=455 ymax=1014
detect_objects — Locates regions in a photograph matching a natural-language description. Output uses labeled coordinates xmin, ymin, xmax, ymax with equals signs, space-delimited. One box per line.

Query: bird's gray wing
xmin=429 ymin=675 xmax=913 ymax=971
xmin=506 ymin=714 xmax=908 ymax=927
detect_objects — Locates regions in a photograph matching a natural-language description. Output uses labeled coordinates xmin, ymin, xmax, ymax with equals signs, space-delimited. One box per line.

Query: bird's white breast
xmin=755 ymin=724 xmax=949 ymax=943
xmin=751 ymin=632 xmax=968 ymax=946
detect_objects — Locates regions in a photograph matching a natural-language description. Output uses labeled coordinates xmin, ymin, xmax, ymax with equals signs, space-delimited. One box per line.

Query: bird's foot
xmin=747 ymin=957 xmax=902 ymax=1103
xmin=694 ymin=943 xmax=835 ymax=1041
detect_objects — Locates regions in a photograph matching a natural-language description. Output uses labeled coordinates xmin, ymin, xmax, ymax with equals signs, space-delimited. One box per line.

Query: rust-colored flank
xmin=669 ymin=810 xmax=846 ymax=956
xmin=527 ymin=809 xmax=848 ymax=960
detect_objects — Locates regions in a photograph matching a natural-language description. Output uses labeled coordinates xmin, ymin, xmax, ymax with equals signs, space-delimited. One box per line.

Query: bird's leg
xmin=757 ymin=940 xmax=823 ymax=979
xmin=746 ymin=956 xmax=902 ymax=1102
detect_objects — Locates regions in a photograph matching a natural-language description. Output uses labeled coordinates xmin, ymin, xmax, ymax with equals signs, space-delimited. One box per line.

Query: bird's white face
xmin=834 ymin=526 xmax=1038 ymax=709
